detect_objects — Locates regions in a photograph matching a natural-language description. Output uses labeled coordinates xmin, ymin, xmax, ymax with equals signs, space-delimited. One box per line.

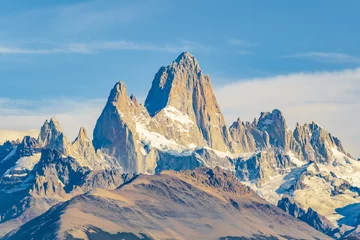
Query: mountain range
xmin=0 ymin=52 xmax=359 ymax=239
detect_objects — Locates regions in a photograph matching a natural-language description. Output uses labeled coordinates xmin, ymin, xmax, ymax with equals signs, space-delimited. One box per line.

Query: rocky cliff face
xmin=278 ymin=196 xmax=335 ymax=236
xmin=93 ymin=81 xmax=155 ymax=174
xmin=145 ymin=52 xmax=233 ymax=152
xmin=37 ymin=118 xmax=71 ymax=155
xmin=0 ymin=52 xmax=358 ymax=238
xmin=229 ymin=118 xmax=257 ymax=152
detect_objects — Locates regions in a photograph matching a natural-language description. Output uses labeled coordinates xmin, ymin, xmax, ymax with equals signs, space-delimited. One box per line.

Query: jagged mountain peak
xmin=145 ymin=52 xmax=204 ymax=117
xmin=37 ymin=117 xmax=70 ymax=155
xmin=230 ymin=117 xmax=243 ymax=128
xmin=49 ymin=117 xmax=63 ymax=132
xmin=108 ymin=81 xmax=128 ymax=102
xmin=173 ymin=51 xmax=201 ymax=73
xmin=259 ymin=109 xmax=285 ymax=123
xmin=145 ymin=52 xmax=232 ymax=151
xmin=175 ymin=51 xmax=194 ymax=61
xmin=73 ymin=127 xmax=89 ymax=144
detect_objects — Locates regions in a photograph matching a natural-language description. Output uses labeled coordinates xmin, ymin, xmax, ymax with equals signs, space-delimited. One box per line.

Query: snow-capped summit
xmin=1 ymin=52 xmax=358 ymax=239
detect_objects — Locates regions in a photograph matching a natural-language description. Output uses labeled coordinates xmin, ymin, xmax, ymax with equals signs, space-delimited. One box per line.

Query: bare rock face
xmin=235 ymin=150 xmax=293 ymax=185
xmin=70 ymin=127 xmax=113 ymax=170
xmin=256 ymin=110 xmax=302 ymax=156
xmin=293 ymin=123 xmax=316 ymax=161
xmin=1 ymin=52 xmax=357 ymax=239
xmin=278 ymin=196 xmax=335 ymax=236
xmin=93 ymin=81 xmax=152 ymax=174
xmin=37 ymin=118 xmax=71 ymax=155
xmin=229 ymin=118 xmax=257 ymax=152
xmin=293 ymin=122 xmax=351 ymax=163
xmin=145 ymin=52 xmax=233 ymax=152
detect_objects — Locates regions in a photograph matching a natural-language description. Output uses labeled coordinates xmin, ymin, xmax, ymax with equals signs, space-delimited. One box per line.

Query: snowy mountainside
xmin=0 ymin=52 xmax=359 ymax=239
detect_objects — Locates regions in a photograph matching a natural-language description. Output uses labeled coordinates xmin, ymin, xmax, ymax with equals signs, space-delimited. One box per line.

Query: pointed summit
xmin=37 ymin=117 xmax=70 ymax=155
xmin=175 ymin=51 xmax=194 ymax=61
xmin=49 ymin=117 xmax=63 ymax=132
xmin=145 ymin=52 xmax=232 ymax=152
xmin=93 ymin=80 xmax=151 ymax=173
xmin=229 ymin=118 xmax=257 ymax=152
xmin=73 ymin=127 xmax=89 ymax=144
xmin=145 ymin=52 xmax=202 ymax=116
xmin=174 ymin=52 xmax=201 ymax=73
xmin=108 ymin=81 xmax=128 ymax=108
xmin=71 ymin=127 xmax=108 ymax=169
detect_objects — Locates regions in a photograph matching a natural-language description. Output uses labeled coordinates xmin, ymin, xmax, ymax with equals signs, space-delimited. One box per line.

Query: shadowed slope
xmin=3 ymin=167 xmax=330 ymax=240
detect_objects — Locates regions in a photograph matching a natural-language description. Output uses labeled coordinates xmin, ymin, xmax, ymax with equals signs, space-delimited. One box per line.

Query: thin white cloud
xmin=0 ymin=40 xmax=202 ymax=55
xmin=226 ymin=37 xmax=256 ymax=47
xmin=283 ymin=52 xmax=360 ymax=64
xmin=214 ymin=68 xmax=360 ymax=158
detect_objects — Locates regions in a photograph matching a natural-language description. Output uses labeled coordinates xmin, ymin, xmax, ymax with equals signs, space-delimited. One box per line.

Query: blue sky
xmin=0 ymin=1 xmax=360 ymax=156
xmin=1 ymin=0 xmax=360 ymax=99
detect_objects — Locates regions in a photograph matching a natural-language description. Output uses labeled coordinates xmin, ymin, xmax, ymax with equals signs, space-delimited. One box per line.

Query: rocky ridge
xmin=0 ymin=52 xmax=358 ymax=239
xmin=2 ymin=167 xmax=329 ymax=240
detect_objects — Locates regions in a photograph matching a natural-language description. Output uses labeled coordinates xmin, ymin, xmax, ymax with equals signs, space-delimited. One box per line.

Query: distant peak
xmin=175 ymin=52 xmax=194 ymax=62
xmin=259 ymin=109 xmax=284 ymax=121
xmin=230 ymin=117 xmax=244 ymax=129
xmin=311 ymin=121 xmax=323 ymax=129
xmin=107 ymin=81 xmax=129 ymax=104
xmin=272 ymin=109 xmax=283 ymax=116
xmin=78 ymin=127 xmax=88 ymax=138
xmin=42 ymin=117 xmax=63 ymax=133
xmin=174 ymin=52 xmax=201 ymax=72
xmin=73 ymin=127 xmax=90 ymax=144
xmin=114 ymin=81 xmax=127 ymax=92
xmin=50 ymin=117 xmax=59 ymax=124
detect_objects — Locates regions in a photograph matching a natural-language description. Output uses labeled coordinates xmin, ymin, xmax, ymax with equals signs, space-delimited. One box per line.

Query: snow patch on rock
xmin=3 ymin=153 xmax=41 ymax=178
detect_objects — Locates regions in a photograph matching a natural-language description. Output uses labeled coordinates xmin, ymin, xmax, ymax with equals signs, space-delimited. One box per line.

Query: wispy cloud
xmin=226 ymin=37 xmax=256 ymax=47
xmin=225 ymin=37 xmax=255 ymax=55
xmin=214 ymin=68 xmax=360 ymax=158
xmin=283 ymin=52 xmax=360 ymax=64
xmin=0 ymin=40 xmax=201 ymax=55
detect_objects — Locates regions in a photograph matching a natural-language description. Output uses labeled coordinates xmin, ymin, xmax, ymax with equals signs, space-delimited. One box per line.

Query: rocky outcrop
xmin=0 ymin=141 xmax=19 ymax=163
xmin=70 ymin=127 xmax=112 ymax=170
xmin=229 ymin=118 xmax=257 ymax=152
xmin=37 ymin=118 xmax=71 ymax=155
xmin=278 ymin=196 xmax=335 ymax=236
xmin=235 ymin=150 xmax=293 ymax=185
xmin=0 ymin=136 xmax=42 ymax=182
xmin=293 ymin=122 xmax=351 ymax=163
